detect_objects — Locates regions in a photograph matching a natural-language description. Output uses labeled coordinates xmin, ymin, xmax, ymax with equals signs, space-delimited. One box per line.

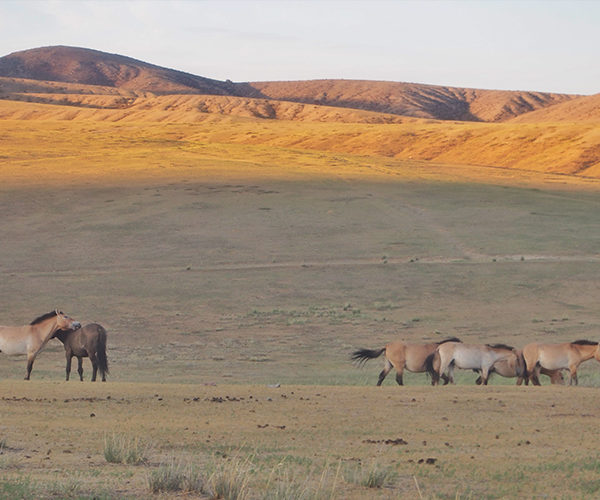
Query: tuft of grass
xmin=147 ymin=458 xmax=205 ymax=494
xmin=344 ymin=460 xmax=396 ymax=488
xmin=103 ymin=433 xmax=150 ymax=465
xmin=206 ymin=455 xmax=252 ymax=500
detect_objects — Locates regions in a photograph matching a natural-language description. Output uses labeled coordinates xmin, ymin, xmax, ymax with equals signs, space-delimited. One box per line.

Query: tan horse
xmin=522 ymin=340 xmax=600 ymax=386
xmin=0 ymin=310 xmax=81 ymax=380
xmin=472 ymin=347 xmax=563 ymax=385
xmin=429 ymin=342 xmax=518 ymax=385
xmin=352 ymin=337 xmax=461 ymax=385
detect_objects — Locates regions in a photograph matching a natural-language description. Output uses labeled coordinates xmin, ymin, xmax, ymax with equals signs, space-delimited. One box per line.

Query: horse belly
xmin=0 ymin=337 xmax=28 ymax=356
xmin=539 ymin=352 xmax=568 ymax=370
xmin=454 ymin=350 xmax=481 ymax=370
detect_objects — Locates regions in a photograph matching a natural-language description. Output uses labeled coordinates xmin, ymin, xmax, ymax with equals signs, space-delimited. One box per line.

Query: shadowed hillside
xmin=249 ymin=80 xmax=575 ymax=122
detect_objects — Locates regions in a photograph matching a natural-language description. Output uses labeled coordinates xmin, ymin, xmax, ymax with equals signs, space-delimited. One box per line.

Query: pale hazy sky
xmin=1 ymin=0 xmax=598 ymax=95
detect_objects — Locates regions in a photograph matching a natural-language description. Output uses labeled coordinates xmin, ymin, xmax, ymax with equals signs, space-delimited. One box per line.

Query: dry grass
xmin=2 ymin=381 xmax=600 ymax=498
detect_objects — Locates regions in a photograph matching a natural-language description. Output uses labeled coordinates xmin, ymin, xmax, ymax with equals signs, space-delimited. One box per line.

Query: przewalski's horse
xmin=473 ymin=348 xmax=564 ymax=385
xmin=351 ymin=337 xmax=462 ymax=386
xmin=0 ymin=310 xmax=81 ymax=380
xmin=522 ymin=340 xmax=600 ymax=386
xmin=429 ymin=342 xmax=517 ymax=385
xmin=53 ymin=323 xmax=109 ymax=382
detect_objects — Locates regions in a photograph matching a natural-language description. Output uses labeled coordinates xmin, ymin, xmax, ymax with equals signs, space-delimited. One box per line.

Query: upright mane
xmin=30 ymin=310 xmax=59 ymax=325
xmin=436 ymin=337 xmax=462 ymax=345
xmin=486 ymin=343 xmax=515 ymax=351
xmin=572 ymin=339 xmax=599 ymax=346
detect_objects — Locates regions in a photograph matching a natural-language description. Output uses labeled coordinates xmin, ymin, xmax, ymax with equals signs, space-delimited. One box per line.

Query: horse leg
xmin=395 ymin=368 xmax=404 ymax=386
xmin=531 ymin=365 xmax=542 ymax=386
xmin=89 ymin=353 xmax=99 ymax=382
xmin=78 ymin=357 xmax=84 ymax=381
xmin=480 ymin=367 xmax=490 ymax=385
xmin=65 ymin=352 xmax=72 ymax=381
xmin=377 ymin=359 xmax=392 ymax=386
xmin=25 ymin=349 xmax=41 ymax=380
xmin=569 ymin=366 xmax=578 ymax=386
xmin=446 ymin=362 xmax=455 ymax=385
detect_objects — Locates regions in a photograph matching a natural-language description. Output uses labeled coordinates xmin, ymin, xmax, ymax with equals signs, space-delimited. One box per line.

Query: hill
xmin=249 ymin=79 xmax=575 ymax=123
xmin=0 ymin=45 xmax=579 ymax=123
xmin=0 ymin=45 xmax=259 ymax=97
xmin=509 ymin=93 xmax=600 ymax=123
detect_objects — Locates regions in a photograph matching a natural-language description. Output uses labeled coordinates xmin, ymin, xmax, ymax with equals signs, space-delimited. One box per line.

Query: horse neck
xmin=574 ymin=344 xmax=599 ymax=361
xmin=32 ymin=316 xmax=60 ymax=340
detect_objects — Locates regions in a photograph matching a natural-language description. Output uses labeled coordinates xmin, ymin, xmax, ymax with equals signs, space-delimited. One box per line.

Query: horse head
xmin=54 ymin=309 xmax=81 ymax=331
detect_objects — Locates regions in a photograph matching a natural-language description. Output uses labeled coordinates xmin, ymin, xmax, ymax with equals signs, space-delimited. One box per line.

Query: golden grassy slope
xmin=1 ymin=88 xmax=599 ymax=179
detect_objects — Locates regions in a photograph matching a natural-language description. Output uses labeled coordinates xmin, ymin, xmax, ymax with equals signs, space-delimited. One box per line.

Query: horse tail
xmin=425 ymin=352 xmax=440 ymax=385
xmin=351 ymin=347 xmax=386 ymax=366
xmin=95 ymin=325 xmax=110 ymax=377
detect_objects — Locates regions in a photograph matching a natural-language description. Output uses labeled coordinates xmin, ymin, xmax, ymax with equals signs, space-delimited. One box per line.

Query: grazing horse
xmin=0 ymin=310 xmax=81 ymax=380
xmin=351 ymin=337 xmax=462 ymax=386
xmin=53 ymin=323 xmax=109 ymax=382
xmin=473 ymin=348 xmax=564 ymax=385
xmin=522 ymin=340 xmax=600 ymax=386
xmin=429 ymin=342 xmax=517 ymax=385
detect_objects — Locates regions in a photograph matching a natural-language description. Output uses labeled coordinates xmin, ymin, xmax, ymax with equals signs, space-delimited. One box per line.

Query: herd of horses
xmin=0 ymin=310 xmax=109 ymax=381
xmin=2 ymin=310 xmax=599 ymax=387
xmin=353 ymin=337 xmax=600 ymax=386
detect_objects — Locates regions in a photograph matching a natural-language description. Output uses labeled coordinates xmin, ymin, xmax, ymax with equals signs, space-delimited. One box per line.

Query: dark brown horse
xmin=53 ymin=323 xmax=109 ymax=382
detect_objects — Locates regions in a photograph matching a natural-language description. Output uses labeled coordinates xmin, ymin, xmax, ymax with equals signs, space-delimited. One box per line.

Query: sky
xmin=0 ymin=0 xmax=599 ymax=95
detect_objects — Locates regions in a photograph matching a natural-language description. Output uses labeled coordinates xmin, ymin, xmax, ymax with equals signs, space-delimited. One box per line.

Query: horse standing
xmin=429 ymin=342 xmax=517 ymax=385
xmin=522 ymin=340 xmax=600 ymax=386
xmin=0 ymin=310 xmax=81 ymax=380
xmin=53 ymin=323 xmax=109 ymax=382
xmin=351 ymin=337 xmax=461 ymax=385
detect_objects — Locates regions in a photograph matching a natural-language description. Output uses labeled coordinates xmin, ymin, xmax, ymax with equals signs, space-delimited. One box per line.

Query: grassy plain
xmin=1 ymin=106 xmax=600 ymax=498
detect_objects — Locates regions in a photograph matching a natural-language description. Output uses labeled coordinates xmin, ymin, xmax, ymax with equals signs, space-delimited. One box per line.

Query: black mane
xmin=30 ymin=310 xmax=59 ymax=325
xmin=486 ymin=343 xmax=515 ymax=351
xmin=436 ymin=337 xmax=462 ymax=345
xmin=572 ymin=339 xmax=599 ymax=346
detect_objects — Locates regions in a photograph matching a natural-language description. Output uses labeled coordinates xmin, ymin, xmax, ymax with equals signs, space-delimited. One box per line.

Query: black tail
xmin=424 ymin=352 xmax=440 ymax=385
xmin=95 ymin=325 xmax=109 ymax=378
xmin=351 ymin=347 xmax=386 ymax=366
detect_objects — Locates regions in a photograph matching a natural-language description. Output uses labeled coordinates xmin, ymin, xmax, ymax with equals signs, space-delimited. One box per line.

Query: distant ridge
xmin=0 ymin=45 xmax=261 ymax=97
xmin=0 ymin=45 xmax=582 ymax=123
xmin=250 ymin=80 xmax=575 ymax=123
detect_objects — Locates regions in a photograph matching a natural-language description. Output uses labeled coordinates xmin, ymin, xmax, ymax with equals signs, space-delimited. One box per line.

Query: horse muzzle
xmin=72 ymin=321 xmax=82 ymax=330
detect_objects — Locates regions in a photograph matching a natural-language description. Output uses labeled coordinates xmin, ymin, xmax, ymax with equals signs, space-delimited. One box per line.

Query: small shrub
xmin=147 ymin=459 xmax=205 ymax=493
xmin=103 ymin=433 xmax=149 ymax=465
